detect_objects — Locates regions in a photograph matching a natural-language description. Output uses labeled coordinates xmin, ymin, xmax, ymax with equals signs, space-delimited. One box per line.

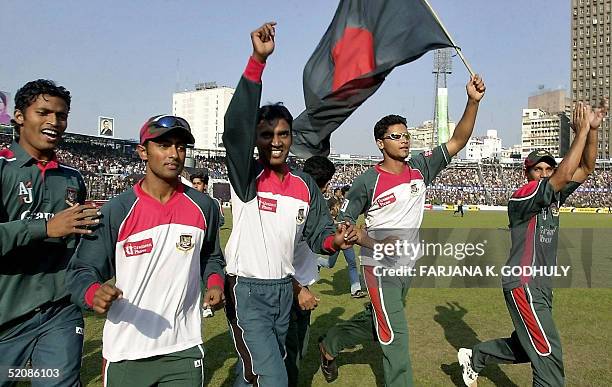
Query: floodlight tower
xmin=432 ymin=48 xmax=453 ymax=146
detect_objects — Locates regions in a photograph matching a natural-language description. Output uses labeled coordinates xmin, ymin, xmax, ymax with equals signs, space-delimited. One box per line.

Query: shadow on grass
xmin=298 ymin=306 xmax=385 ymax=387
xmin=203 ymin=328 xmax=236 ymax=386
xmin=434 ymin=302 xmax=518 ymax=387
xmin=318 ymin=266 xmax=352 ymax=296
xmin=81 ymin=335 xmax=103 ymax=386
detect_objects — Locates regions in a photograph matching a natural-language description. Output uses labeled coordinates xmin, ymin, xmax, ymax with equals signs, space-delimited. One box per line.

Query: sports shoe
xmin=319 ymin=337 xmax=338 ymax=383
xmin=458 ymin=348 xmax=478 ymax=387
xmin=351 ymin=289 xmax=366 ymax=298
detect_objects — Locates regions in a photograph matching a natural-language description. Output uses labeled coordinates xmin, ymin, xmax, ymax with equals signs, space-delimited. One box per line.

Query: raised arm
xmin=570 ymin=97 xmax=609 ymax=183
xmin=548 ymin=102 xmax=591 ymax=192
xmin=445 ymin=75 xmax=486 ymax=157
xmin=222 ymin=22 xmax=276 ymax=202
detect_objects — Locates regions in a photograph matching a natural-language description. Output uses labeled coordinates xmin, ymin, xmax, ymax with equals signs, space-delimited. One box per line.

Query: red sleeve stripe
xmin=364 ymin=266 xmax=394 ymax=345
xmin=519 ymin=216 xmax=537 ymax=285
xmin=243 ymin=56 xmax=265 ymax=83
xmin=511 ymin=286 xmax=552 ymax=356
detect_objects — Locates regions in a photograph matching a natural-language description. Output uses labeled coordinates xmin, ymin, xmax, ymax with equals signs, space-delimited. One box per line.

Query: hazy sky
xmin=0 ymin=0 xmax=570 ymax=155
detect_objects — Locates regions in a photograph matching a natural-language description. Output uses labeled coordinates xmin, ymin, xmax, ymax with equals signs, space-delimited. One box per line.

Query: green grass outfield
xmin=79 ymin=211 xmax=612 ymax=386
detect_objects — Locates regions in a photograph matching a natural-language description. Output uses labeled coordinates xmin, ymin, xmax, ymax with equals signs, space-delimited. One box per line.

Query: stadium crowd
xmin=1 ymin=132 xmax=611 ymax=206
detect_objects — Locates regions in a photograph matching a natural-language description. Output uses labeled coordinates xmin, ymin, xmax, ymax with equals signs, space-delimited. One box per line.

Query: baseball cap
xmin=524 ymin=149 xmax=557 ymax=169
xmin=139 ymin=115 xmax=195 ymax=145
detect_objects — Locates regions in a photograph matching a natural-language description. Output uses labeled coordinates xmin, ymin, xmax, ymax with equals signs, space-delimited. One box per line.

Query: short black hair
xmin=374 ymin=114 xmax=407 ymax=140
xmin=257 ymin=103 xmax=293 ymax=129
xmin=303 ymin=156 xmax=335 ymax=189
xmin=12 ymin=79 xmax=71 ymax=131
xmin=341 ymin=185 xmax=351 ymax=195
xmin=190 ymin=172 xmax=209 ymax=185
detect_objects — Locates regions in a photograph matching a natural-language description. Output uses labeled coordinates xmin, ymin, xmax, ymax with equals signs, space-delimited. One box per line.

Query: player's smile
xmin=256 ymin=118 xmax=291 ymax=170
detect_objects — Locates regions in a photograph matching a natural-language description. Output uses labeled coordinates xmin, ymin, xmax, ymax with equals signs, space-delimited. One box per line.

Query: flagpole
xmin=421 ymin=0 xmax=475 ymax=77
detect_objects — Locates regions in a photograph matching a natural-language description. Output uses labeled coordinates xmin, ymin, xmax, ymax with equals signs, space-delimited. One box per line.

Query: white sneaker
xmin=458 ymin=348 xmax=478 ymax=387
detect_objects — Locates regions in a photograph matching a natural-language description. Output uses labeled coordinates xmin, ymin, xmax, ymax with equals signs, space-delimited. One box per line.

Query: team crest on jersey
xmin=17 ymin=181 xmax=33 ymax=204
xmin=550 ymin=202 xmax=560 ymax=217
xmin=424 ymin=150 xmax=433 ymax=157
xmin=296 ymin=208 xmax=305 ymax=225
xmin=65 ymin=187 xmax=78 ymax=206
xmin=176 ymin=234 xmax=195 ymax=251
xmin=410 ymin=183 xmax=418 ymax=195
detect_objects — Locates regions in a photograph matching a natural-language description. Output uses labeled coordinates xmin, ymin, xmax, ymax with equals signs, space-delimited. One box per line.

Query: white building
xmin=500 ymin=144 xmax=522 ymax=159
xmin=521 ymin=109 xmax=570 ymax=158
xmin=408 ymin=120 xmax=455 ymax=150
xmin=173 ymin=82 xmax=234 ymax=151
xmin=465 ymin=130 xmax=502 ymax=161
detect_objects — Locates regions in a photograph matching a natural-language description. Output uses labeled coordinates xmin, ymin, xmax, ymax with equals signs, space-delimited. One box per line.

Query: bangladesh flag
xmin=291 ymin=0 xmax=455 ymax=158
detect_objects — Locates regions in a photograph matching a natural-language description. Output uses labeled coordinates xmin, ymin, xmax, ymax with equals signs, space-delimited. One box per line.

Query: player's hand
xmin=589 ymin=97 xmax=609 ymax=130
xmin=203 ymin=286 xmax=224 ymax=310
xmin=466 ymin=74 xmax=486 ymax=103
xmin=251 ymin=22 xmax=276 ymax=63
xmin=333 ymin=221 xmax=358 ymax=250
xmin=296 ymin=286 xmax=319 ymax=311
xmin=47 ymin=204 xmax=100 ymax=238
xmin=92 ymin=284 xmax=123 ymax=314
xmin=573 ymin=102 xmax=591 ymax=135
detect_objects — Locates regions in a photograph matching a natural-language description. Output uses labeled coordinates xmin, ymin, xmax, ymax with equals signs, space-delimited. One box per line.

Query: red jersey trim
xmin=373 ymin=164 xmax=423 ymax=202
xmin=84 ymin=282 xmax=102 ymax=308
xmin=244 ymin=56 xmax=265 ymax=83
xmin=118 ymin=183 xmax=206 ymax=241
xmin=322 ymin=235 xmax=337 ymax=254
xmin=256 ymin=168 xmax=311 ymax=204
xmin=511 ymin=180 xmax=540 ymax=199
xmin=207 ymin=273 xmax=224 ymax=290
xmin=0 ymin=148 xmax=15 ymax=160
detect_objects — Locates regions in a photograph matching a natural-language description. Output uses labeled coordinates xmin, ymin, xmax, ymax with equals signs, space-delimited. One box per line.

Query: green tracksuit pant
xmin=321 ymin=266 xmax=413 ymax=387
xmin=472 ymin=285 xmax=564 ymax=386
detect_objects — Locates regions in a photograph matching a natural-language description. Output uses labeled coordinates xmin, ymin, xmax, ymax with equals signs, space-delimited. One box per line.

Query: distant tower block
xmin=433 ymin=48 xmax=453 ymax=146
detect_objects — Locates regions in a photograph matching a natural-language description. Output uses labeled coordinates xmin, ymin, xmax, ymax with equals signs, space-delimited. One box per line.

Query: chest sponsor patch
xmin=259 ymin=197 xmax=278 ymax=213
xmin=376 ymin=193 xmax=397 ymax=208
xmin=124 ymin=238 xmax=154 ymax=257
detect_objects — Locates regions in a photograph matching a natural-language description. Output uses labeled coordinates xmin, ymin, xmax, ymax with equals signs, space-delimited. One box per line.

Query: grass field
xmin=79 ymin=211 xmax=612 ymax=386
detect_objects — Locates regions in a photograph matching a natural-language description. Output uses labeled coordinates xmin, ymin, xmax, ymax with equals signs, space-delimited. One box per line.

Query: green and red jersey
xmin=503 ymin=178 xmax=580 ymax=289
xmin=0 ymin=141 xmax=86 ymax=327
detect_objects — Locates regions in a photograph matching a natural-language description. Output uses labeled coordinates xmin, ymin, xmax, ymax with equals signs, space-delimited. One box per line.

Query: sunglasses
xmin=382 ymin=132 xmax=411 ymax=141
xmin=149 ymin=116 xmax=191 ymax=132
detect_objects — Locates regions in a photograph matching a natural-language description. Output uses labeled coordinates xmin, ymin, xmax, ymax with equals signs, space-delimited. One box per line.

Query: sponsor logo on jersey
xmin=17 ymin=181 xmax=33 ymax=204
xmin=258 ymin=197 xmax=278 ymax=213
xmin=177 ymin=234 xmax=195 ymax=251
xmin=376 ymin=193 xmax=397 ymax=208
xmin=124 ymin=238 xmax=154 ymax=257
xmin=75 ymin=327 xmax=84 ymax=335
xmin=194 ymin=359 xmax=202 ymax=368
xmin=20 ymin=211 xmax=54 ymax=220
xmin=65 ymin=187 xmax=79 ymax=206
xmin=296 ymin=207 xmax=305 ymax=224
xmin=340 ymin=199 xmax=349 ymax=212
